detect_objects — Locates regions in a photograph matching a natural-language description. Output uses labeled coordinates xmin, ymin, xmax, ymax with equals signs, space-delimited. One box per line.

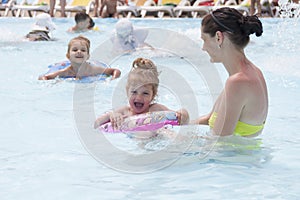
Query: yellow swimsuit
xmin=208 ymin=112 xmax=264 ymax=136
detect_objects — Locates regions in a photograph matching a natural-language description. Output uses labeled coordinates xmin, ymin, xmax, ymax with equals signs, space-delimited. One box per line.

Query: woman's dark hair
xmin=202 ymin=7 xmax=263 ymax=49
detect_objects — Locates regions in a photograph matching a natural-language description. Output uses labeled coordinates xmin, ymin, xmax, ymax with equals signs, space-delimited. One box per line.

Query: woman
xmin=195 ymin=7 xmax=268 ymax=137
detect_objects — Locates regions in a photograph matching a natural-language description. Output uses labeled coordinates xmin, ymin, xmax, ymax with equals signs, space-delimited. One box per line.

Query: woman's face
xmin=67 ymin=40 xmax=89 ymax=63
xmin=201 ymin=28 xmax=220 ymax=63
xmin=127 ymin=84 xmax=154 ymax=114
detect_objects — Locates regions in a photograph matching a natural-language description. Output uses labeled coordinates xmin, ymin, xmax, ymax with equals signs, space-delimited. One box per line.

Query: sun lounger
xmin=12 ymin=0 xmax=50 ymax=17
xmin=174 ymin=0 xmax=210 ymax=18
xmin=139 ymin=0 xmax=176 ymax=18
xmin=211 ymin=0 xmax=250 ymax=15
xmin=0 ymin=0 xmax=16 ymax=16
xmin=55 ymin=0 xmax=95 ymax=17
xmin=117 ymin=0 xmax=141 ymax=18
xmin=117 ymin=5 xmax=141 ymax=18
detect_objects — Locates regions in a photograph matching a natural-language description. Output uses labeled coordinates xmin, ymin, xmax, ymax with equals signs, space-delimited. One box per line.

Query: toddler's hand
xmin=176 ymin=109 xmax=189 ymax=125
xmin=109 ymin=112 xmax=124 ymax=130
xmin=94 ymin=118 xmax=102 ymax=129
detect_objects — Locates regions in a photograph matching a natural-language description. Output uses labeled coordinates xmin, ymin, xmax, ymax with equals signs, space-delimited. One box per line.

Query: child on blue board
xmin=38 ymin=35 xmax=121 ymax=80
xmin=94 ymin=57 xmax=189 ymax=130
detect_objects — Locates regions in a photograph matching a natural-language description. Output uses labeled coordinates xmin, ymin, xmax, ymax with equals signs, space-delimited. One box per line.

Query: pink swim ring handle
xmin=99 ymin=111 xmax=179 ymax=133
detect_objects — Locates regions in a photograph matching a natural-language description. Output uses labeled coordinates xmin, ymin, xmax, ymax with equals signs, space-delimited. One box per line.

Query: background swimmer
xmin=111 ymin=19 xmax=151 ymax=53
xmin=68 ymin=12 xmax=97 ymax=32
xmin=25 ymin=13 xmax=56 ymax=41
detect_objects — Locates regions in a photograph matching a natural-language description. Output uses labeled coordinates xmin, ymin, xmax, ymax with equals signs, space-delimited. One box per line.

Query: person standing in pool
xmin=94 ymin=57 xmax=189 ymax=129
xmin=49 ymin=0 xmax=66 ymax=17
xmin=38 ymin=35 xmax=121 ymax=80
xmin=193 ymin=7 xmax=268 ymax=137
xmin=250 ymin=0 xmax=261 ymax=16
xmin=99 ymin=0 xmax=118 ymax=18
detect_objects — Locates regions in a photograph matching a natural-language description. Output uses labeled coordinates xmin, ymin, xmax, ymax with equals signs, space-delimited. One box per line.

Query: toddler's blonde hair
xmin=126 ymin=58 xmax=159 ymax=99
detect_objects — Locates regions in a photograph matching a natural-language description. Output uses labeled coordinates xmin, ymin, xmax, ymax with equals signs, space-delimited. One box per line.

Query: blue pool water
xmin=1 ymin=17 xmax=300 ymax=199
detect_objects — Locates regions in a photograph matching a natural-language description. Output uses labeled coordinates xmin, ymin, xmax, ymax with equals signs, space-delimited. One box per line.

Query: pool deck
xmin=0 ymin=3 xmax=284 ymax=18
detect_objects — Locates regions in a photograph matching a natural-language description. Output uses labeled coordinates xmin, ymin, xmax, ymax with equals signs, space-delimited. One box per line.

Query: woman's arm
xmin=192 ymin=113 xmax=211 ymax=125
xmin=212 ymin=77 xmax=246 ymax=136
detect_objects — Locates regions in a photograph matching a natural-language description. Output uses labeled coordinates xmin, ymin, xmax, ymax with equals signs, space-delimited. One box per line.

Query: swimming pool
xmin=1 ymin=17 xmax=300 ymax=199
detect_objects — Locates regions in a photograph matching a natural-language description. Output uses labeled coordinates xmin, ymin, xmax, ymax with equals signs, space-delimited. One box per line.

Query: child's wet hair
xmin=126 ymin=58 xmax=159 ymax=98
xmin=132 ymin=58 xmax=158 ymax=75
xmin=75 ymin=12 xmax=88 ymax=23
xmin=67 ymin=35 xmax=90 ymax=54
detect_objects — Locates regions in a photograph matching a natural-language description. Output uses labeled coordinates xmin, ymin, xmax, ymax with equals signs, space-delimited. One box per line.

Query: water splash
xmin=0 ymin=28 xmax=24 ymax=43
xmin=279 ymin=0 xmax=300 ymax=18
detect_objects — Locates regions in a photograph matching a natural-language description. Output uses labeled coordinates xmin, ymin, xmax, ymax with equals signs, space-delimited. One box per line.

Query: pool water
xmin=1 ymin=17 xmax=300 ymax=199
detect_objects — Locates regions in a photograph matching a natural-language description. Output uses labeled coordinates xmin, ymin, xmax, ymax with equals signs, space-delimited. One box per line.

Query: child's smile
xmin=128 ymin=84 xmax=154 ymax=114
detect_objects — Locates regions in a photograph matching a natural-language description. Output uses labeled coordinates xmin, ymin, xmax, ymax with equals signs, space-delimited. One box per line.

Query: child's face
xmin=77 ymin=18 xmax=90 ymax=30
xmin=67 ymin=40 xmax=89 ymax=63
xmin=128 ymin=84 xmax=154 ymax=114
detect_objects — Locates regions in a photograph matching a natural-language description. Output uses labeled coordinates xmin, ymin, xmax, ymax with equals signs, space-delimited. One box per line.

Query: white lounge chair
xmin=211 ymin=0 xmax=250 ymax=16
xmin=55 ymin=0 xmax=95 ymax=17
xmin=174 ymin=0 xmax=210 ymax=18
xmin=12 ymin=0 xmax=50 ymax=17
xmin=0 ymin=0 xmax=16 ymax=16
xmin=117 ymin=0 xmax=141 ymax=18
xmin=139 ymin=0 xmax=177 ymax=18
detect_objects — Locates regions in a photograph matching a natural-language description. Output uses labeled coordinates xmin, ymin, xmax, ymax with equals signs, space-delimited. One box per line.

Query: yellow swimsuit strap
xmin=208 ymin=112 xmax=264 ymax=136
